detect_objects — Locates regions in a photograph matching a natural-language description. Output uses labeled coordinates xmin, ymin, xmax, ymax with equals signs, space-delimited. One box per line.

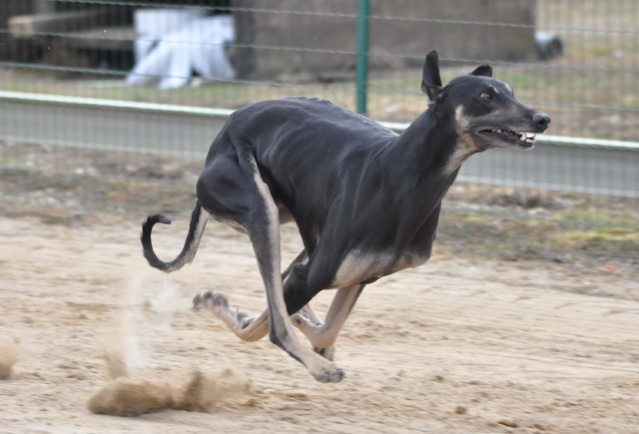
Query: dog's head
xmin=421 ymin=51 xmax=550 ymax=152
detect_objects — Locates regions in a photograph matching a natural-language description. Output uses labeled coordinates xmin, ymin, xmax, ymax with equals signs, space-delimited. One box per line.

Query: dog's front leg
xmin=293 ymin=284 xmax=364 ymax=360
xmin=293 ymin=303 xmax=336 ymax=360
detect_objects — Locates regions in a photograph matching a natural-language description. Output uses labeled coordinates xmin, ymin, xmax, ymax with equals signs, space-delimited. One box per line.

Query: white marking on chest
xmin=332 ymin=250 xmax=430 ymax=288
xmin=444 ymin=143 xmax=474 ymax=175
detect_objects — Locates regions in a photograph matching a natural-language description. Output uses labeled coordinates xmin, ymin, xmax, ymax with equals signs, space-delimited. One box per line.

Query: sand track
xmin=0 ymin=215 xmax=638 ymax=433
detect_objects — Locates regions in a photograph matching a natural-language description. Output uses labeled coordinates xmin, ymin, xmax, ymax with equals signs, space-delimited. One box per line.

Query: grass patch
xmin=437 ymin=208 xmax=639 ymax=262
xmin=554 ymin=227 xmax=639 ymax=252
xmin=2 ymin=141 xmax=637 ymax=269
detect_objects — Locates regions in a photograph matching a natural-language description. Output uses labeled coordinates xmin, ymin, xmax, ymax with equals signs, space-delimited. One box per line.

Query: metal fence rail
xmin=0 ymin=0 xmax=637 ymax=262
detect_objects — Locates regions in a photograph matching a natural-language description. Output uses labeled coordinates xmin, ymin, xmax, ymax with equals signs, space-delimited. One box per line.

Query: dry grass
xmin=1 ymin=143 xmax=637 ymax=271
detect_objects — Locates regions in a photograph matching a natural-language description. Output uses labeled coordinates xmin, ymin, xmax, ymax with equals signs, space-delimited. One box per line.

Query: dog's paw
xmin=192 ymin=291 xmax=229 ymax=312
xmin=236 ymin=311 xmax=255 ymax=329
xmin=314 ymin=345 xmax=336 ymax=361
xmin=192 ymin=293 xmax=205 ymax=311
xmin=315 ymin=366 xmax=345 ymax=383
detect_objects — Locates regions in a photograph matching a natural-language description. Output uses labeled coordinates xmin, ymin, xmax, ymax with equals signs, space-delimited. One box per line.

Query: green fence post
xmin=356 ymin=0 xmax=370 ymax=115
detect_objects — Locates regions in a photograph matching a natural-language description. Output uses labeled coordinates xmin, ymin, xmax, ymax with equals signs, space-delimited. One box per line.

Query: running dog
xmin=141 ymin=51 xmax=550 ymax=383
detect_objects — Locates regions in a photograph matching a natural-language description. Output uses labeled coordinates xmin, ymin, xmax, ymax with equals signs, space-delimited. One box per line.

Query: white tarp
xmin=126 ymin=13 xmax=235 ymax=89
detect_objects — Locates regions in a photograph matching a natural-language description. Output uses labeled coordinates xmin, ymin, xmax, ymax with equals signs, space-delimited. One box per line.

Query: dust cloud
xmin=88 ymin=274 xmax=252 ymax=417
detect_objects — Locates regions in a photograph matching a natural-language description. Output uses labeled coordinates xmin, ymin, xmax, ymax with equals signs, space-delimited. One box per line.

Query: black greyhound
xmin=141 ymin=51 xmax=550 ymax=383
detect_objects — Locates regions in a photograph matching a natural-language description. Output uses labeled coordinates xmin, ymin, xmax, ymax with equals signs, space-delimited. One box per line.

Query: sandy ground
xmin=1 ymin=214 xmax=638 ymax=434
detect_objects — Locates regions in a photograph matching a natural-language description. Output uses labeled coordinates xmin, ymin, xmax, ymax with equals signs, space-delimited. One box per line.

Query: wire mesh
xmin=0 ymin=0 xmax=637 ymax=263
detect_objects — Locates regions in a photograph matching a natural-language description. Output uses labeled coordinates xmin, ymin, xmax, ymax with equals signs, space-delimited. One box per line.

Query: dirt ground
xmin=0 ymin=211 xmax=638 ymax=434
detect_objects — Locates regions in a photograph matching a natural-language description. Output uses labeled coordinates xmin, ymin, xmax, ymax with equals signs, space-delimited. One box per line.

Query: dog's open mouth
xmin=477 ymin=128 xmax=537 ymax=148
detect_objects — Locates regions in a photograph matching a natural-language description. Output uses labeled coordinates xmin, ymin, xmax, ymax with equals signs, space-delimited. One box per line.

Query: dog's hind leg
xmin=196 ymin=149 xmax=343 ymax=382
xmin=194 ymin=292 xmax=338 ymax=359
xmin=193 ymin=291 xmax=339 ymax=360
xmin=193 ymin=249 xmax=308 ymax=342
xmin=242 ymin=155 xmax=343 ymax=382
xmin=193 ymin=290 xmax=269 ymax=340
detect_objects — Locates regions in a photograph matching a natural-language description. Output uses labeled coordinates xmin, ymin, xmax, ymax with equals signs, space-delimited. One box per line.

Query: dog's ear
xmin=470 ymin=64 xmax=493 ymax=77
xmin=435 ymin=91 xmax=449 ymax=104
xmin=421 ymin=50 xmax=444 ymax=101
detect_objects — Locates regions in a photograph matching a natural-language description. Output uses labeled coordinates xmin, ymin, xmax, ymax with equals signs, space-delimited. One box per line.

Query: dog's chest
xmin=331 ymin=250 xmax=429 ymax=288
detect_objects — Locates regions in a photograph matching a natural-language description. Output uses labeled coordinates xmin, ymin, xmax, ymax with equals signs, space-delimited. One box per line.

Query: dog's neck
xmin=384 ymin=108 xmax=460 ymax=194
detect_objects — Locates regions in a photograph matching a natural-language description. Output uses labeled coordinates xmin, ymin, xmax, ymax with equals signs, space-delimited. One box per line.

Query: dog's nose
xmin=533 ymin=112 xmax=551 ymax=130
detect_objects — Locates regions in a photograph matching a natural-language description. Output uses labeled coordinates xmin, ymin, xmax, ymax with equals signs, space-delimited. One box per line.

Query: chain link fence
xmin=0 ymin=0 xmax=637 ymax=264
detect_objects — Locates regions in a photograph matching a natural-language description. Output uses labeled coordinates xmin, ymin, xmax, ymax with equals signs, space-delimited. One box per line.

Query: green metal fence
xmin=0 ymin=0 xmax=637 ymax=264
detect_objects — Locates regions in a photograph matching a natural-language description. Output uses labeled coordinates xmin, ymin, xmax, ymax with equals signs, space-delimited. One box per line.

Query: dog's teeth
xmin=517 ymin=132 xmax=537 ymax=143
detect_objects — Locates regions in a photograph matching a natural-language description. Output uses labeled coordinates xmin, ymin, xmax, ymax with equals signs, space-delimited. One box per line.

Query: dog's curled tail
xmin=141 ymin=202 xmax=208 ymax=273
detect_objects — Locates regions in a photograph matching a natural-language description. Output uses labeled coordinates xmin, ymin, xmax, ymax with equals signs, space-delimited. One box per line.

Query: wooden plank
xmin=9 ymin=9 xmax=117 ymax=38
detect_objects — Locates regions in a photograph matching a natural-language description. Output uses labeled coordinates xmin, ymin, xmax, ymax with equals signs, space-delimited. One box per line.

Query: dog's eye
xmin=481 ymin=93 xmax=493 ymax=101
